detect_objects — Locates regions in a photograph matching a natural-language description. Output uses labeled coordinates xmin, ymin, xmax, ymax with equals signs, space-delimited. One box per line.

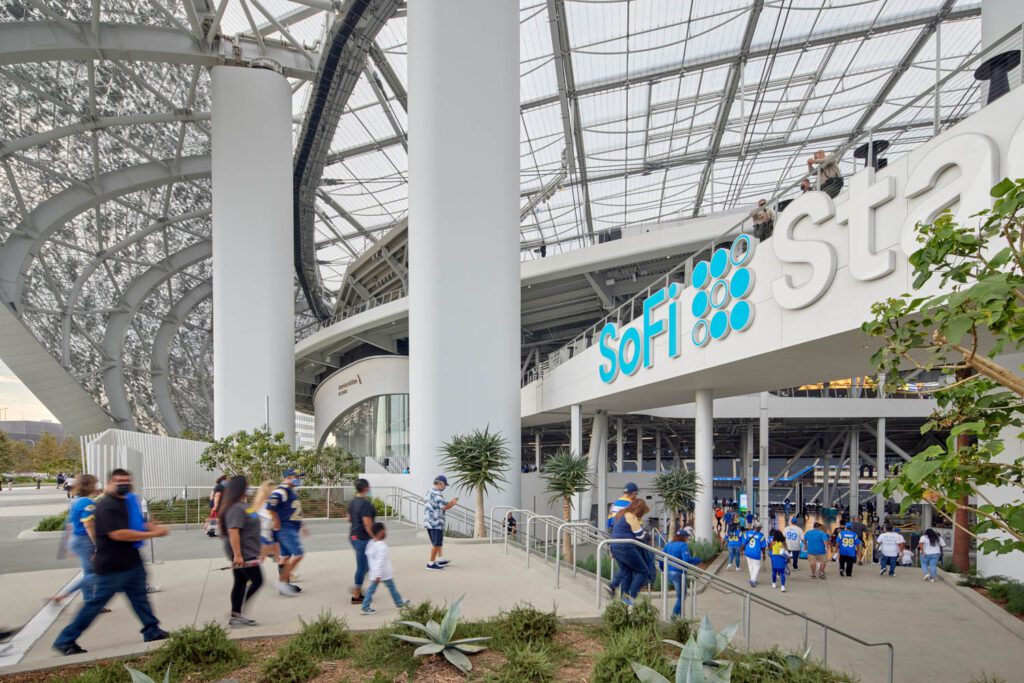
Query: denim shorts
xmin=426 ymin=528 xmax=444 ymax=547
xmin=277 ymin=526 xmax=304 ymax=557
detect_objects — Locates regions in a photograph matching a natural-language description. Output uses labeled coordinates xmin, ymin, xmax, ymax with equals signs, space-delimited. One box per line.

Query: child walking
xmin=361 ymin=522 xmax=410 ymax=615
xmin=769 ymin=529 xmax=790 ymax=592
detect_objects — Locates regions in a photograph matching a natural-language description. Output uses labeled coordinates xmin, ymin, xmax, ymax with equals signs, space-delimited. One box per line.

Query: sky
xmin=0 ymin=359 xmax=57 ymax=422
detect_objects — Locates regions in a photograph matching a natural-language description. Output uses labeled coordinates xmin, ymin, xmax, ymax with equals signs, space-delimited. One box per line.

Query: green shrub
xmin=146 ymin=623 xmax=247 ymax=680
xmin=968 ymin=674 xmax=1007 ymax=683
xmin=397 ymin=599 xmax=447 ymax=626
xmin=729 ymin=648 xmax=859 ymax=682
xmin=688 ymin=538 xmax=723 ymax=563
xmin=488 ymin=642 xmax=556 ymax=682
xmin=956 ymin=568 xmax=989 ymax=588
xmin=591 ymin=628 xmax=670 ymax=683
xmin=353 ymin=625 xmax=419 ymax=678
xmin=494 ymin=603 xmax=559 ymax=647
xmin=574 ymin=553 xmax=614 ymax=579
xmin=293 ymin=611 xmax=350 ymax=659
xmin=371 ymin=497 xmax=394 ymax=516
xmin=36 ymin=509 xmax=69 ymax=531
xmin=662 ymin=616 xmax=696 ymax=644
xmin=601 ymin=597 xmax=659 ymax=635
xmin=260 ymin=641 xmax=320 ymax=683
xmin=61 ymin=661 xmax=140 ymax=683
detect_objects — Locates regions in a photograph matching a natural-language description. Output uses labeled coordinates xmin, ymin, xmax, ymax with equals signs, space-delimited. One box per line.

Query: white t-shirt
xmin=783 ymin=525 xmax=804 ymax=551
xmin=918 ymin=535 xmax=945 ymax=556
xmin=366 ymin=539 xmax=394 ymax=581
xmin=900 ymin=549 xmax=914 ymax=566
xmin=877 ymin=532 xmax=906 ymax=557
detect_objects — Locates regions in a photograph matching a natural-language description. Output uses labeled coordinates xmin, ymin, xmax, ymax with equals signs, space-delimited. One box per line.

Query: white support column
xmin=636 ymin=425 xmax=644 ymax=472
xmin=850 ymin=427 xmax=860 ymax=516
xmin=876 ymin=417 xmax=886 ymax=521
xmin=695 ymin=389 xmax=715 ymax=541
xmin=570 ymin=404 xmax=583 ymax=516
xmin=616 ymin=418 xmax=624 ymax=473
xmin=534 ymin=431 xmax=541 ymax=471
xmin=655 ymin=430 xmax=661 ymax=474
xmin=408 ymin=0 xmax=520 ymax=509
xmin=584 ymin=410 xmax=607 ymax=526
xmin=758 ymin=391 xmax=770 ymax=524
xmin=211 ymin=66 xmax=294 ymax=442
xmin=744 ymin=424 xmax=754 ymax=514
xmin=822 ymin=450 xmax=832 ymax=509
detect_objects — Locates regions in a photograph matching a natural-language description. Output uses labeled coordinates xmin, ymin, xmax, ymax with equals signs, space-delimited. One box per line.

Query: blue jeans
xmin=921 ymin=553 xmax=939 ymax=579
xmin=64 ymin=534 xmax=97 ymax=600
xmin=54 ymin=563 xmax=161 ymax=648
xmin=727 ymin=547 xmax=741 ymax=568
xmin=771 ymin=566 xmax=787 ymax=587
xmin=880 ymin=555 xmax=898 ymax=575
xmin=610 ymin=544 xmax=650 ymax=599
xmin=351 ymin=539 xmax=369 ymax=588
xmin=362 ymin=578 xmax=404 ymax=609
xmin=670 ymin=572 xmax=686 ymax=617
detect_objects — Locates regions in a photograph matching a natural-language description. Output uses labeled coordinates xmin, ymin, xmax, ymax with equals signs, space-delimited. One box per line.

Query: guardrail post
xmin=661 ymin=561 xmax=668 ymax=619
xmin=822 ymin=626 xmax=829 ymax=667
xmin=803 ymin=619 xmax=809 ymax=654
xmin=326 ymin=487 xmax=331 ymax=519
xmin=743 ymin=592 xmax=751 ymax=652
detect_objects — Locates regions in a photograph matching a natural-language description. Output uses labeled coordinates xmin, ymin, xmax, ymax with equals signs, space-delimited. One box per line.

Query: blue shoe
xmin=360 ymin=607 xmax=376 ymax=615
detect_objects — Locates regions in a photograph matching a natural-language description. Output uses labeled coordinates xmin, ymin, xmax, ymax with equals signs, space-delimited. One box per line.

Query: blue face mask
xmin=291 ymin=478 xmax=303 ymax=488
xmin=366 ymin=489 xmax=373 ymax=499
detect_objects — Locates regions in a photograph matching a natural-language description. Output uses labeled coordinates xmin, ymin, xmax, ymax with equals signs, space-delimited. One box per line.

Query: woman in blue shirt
xmin=661 ymin=530 xmax=696 ymax=617
xmin=725 ymin=525 xmax=743 ymax=570
xmin=608 ymin=499 xmax=651 ymax=605
xmin=52 ymin=475 xmax=102 ymax=605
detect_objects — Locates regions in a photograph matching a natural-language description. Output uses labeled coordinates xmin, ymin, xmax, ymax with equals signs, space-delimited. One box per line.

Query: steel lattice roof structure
xmin=0 ymin=0 xmax=986 ymax=436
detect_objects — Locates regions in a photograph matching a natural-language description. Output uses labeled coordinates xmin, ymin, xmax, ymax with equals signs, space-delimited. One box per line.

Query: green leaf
xmin=393 ymin=621 xmax=438 ymax=640
xmin=425 ymin=620 xmax=441 ymax=640
xmin=696 ymin=616 xmax=717 ymax=661
xmin=706 ymin=662 xmax=733 ymax=683
xmin=677 ymin=639 xmax=708 ymax=683
xmin=902 ymin=455 xmax=943 ymax=485
xmin=991 ymin=177 xmax=1015 ymax=197
xmin=126 ymin=668 xmax=156 ymax=683
xmin=439 ymin=594 xmax=463 ymax=643
xmin=630 ymin=662 xmax=672 ymax=683
xmin=391 ymin=634 xmax=434 ymax=645
xmin=449 ymin=636 xmax=492 ymax=646
xmin=453 ymin=643 xmax=488 ymax=654
xmin=442 ymin=646 xmax=473 ymax=673
xmin=413 ymin=643 xmax=445 ymax=656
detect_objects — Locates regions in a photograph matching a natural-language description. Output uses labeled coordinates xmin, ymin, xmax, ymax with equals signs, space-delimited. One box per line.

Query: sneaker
xmin=880 ymin=568 xmax=886 ymax=575
xmin=436 ymin=559 xmax=450 ymax=566
xmin=929 ymin=578 xmax=935 ymax=583
xmin=229 ymin=616 xmax=257 ymax=627
xmin=810 ymin=574 xmax=816 ymax=580
xmin=818 ymin=573 xmax=826 ymax=580
xmin=923 ymin=575 xmax=929 ymax=581
xmin=54 ymin=642 xmax=88 ymax=656
xmin=146 ymin=584 xmax=162 ymax=593
xmin=144 ymin=629 xmax=170 ymax=643
xmin=771 ymin=582 xmax=776 ymax=588
xmin=781 ymin=586 xmax=786 ymax=592
xmin=606 ymin=585 xmax=616 ymax=599
xmin=749 ymin=581 xmax=756 ymax=588
xmin=350 ymin=595 xmax=364 ymax=604
xmin=360 ymin=607 xmax=376 ymax=615
xmin=277 ymin=581 xmax=299 ymax=596
xmin=426 ymin=563 xmax=444 ymax=571
xmin=289 ymin=583 xmax=302 ymax=592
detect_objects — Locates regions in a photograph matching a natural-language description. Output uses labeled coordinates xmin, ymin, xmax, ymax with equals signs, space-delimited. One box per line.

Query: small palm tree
xmin=653 ymin=469 xmax=702 ymax=537
xmin=440 ymin=427 xmax=510 ymax=538
xmin=542 ymin=449 xmax=594 ymax=564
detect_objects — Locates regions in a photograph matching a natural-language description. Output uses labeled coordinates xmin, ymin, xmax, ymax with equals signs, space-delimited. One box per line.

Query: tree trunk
xmin=562 ymin=496 xmax=574 ymax=565
xmin=667 ymin=509 xmax=676 ymax=538
xmin=474 ymin=486 xmax=485 ymax=539
xmin=953 ymin=367 xmax=972 ymax=572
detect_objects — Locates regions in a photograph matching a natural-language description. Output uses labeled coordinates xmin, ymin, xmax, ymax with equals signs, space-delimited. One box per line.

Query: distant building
xmin=295 ymin=412 xmax=316 ymax=450
xmin=0 ymin=420 xmax=64 ymax=445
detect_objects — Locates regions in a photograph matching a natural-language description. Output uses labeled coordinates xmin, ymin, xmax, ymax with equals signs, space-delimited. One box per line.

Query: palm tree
xmin=653 ymin=469 xmax=702 ymax=537
xmin=440 ymin=427 xmax=510 ymax=538
xmin=542 ymin=449 xmax=594 ymax=564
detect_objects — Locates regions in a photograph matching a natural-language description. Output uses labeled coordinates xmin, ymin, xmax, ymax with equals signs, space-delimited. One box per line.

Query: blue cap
xmin=283 ymin=468 xmax=304 ymax=478
xmin=624 ymin=482 xmax=639 ymax=493
xmin=435 ymin=475 xmax=448 ymax=485
xmin=845 ymin=522 xmax=853 ymax=529
xmin=791 ymin=518 xmax=798 ymax=524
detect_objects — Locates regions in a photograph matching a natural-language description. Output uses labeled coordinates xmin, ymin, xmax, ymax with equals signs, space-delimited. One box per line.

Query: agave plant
xmin=391 ymin=595 xmax=489 ymax=672
xmin=631 ymin=615 xmax=739 ymax=683
xmin=758 ymin=645 xmax=815 ymax=674
xmin=126 ymin=667 xmax=170 ymax=683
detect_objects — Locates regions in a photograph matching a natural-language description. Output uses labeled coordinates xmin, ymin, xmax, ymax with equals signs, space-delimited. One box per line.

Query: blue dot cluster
xmin=690 ymin=234 xmax=756 ymax=347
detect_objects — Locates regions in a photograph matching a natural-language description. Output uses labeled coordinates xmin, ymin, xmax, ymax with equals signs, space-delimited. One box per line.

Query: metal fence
xmin=142 ymin=485 xmax=360 ymax=528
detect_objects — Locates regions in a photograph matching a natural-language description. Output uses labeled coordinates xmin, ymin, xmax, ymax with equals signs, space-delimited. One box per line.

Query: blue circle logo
xmin=710 ymin=248 xmax=731 ymax=279
xmin=691 ymin=290 xmax=710 ymax=318
xmin=690 ymin=234 xmax=757 ymax=346
xmin=692 ymin=261 xmax=710 ymax=290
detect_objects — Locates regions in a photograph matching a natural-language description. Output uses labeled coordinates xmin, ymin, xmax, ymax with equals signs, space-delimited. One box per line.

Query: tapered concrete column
xmin=570 ymin=404 xmax=583 ymax=515
xmin=408 ymin=0 xmax=520 ymax=508
xmin=616 ymin=418 xmax=624 ymax=472
xmin=758 ymin=392 xmax=770 ymax=523
xmin=694 ymin=389 xmax=715 ymax=541
xmin=534 ymin=432 xmax=541 ymax=471
xmin=636 ymin=425 xmax=644 ymax=471
xmin=584 ymin=410 xmax=607 ymax=525
xmin=211 ymin=66 xmax=294 ymax=442
xmin=744 ymin=424 xmax=754 ymax=513
xmin=876 ymin=417 xmax=887 ymax=520
xmin=850 ymin=427 xmax=860 ymax=515
xmin=655 ymin=430 xmax=661 ymax=473
xmin=596 ymin=412 xmax=609 ymax=528
xmin=822 ymin=451 xmax=832 ymax=508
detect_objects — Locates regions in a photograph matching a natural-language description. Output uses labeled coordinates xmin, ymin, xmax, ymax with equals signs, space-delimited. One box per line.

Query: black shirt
xmin=210 ymin=481 xmax=224 ymax=509
xmin=348 ymin=496 xmax=376 ymax=541
xmin=93 ymin=495 xmax=142 ymax=575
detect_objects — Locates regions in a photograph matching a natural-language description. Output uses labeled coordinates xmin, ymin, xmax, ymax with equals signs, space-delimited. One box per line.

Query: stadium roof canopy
xmin=0 ymin=0 xmax=985 ymax=435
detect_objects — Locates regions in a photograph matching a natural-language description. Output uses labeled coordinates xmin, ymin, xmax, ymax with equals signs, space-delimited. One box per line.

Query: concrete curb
xmin=938 ymin=568 xmax=1024 ymax=642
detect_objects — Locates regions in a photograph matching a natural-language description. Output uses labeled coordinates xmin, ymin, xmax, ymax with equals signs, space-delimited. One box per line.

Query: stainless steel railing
xmin=596 ymin=538 xmax=895 ymax=683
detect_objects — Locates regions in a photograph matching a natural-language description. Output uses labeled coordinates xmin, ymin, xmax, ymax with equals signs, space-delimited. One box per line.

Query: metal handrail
xmin=533 ymin=23 xmax=1024 ymax=384
xmin=554 ymin=522 xmax=609 ymax=588
xmin=596 ymin=538 xmax=894 ymax=683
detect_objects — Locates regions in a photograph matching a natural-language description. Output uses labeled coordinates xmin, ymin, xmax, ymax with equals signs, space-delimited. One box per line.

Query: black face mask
xmin=115 ymin=483 xmax=133 ymax=496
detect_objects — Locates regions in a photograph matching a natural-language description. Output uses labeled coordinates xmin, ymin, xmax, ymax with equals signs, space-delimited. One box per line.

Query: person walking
xmin=725 ymin=525 xmax=743 ymax=571
xmin=219 ymin=475 xmax=263 ymax=626
xmin=267 ymin=469 xmax=306 ymax=595
xmin=606 ymin=482 xmax=639 ymax=529
xmin=783 ymin=518 xmax=803 ymax=571
xmin=52 ymin=469 xmax=169 ymax=655
xmin=51 ymin=475 xmax=104 ymax=607
xmin=836 ymin=522 xmax=862 ymax=577
xmin=360 ymin=522 xmax=409 ymax=615
xmin=804 ymin=522 xmax=830 ymax=580
xmin=743 ymin=523 xmax=767 ymax=588
xmin=252 ymin=481 xmax=280 ymax=564
xmin=424 ymin=475 xmax=458 ymax=571
xmin=918 ymin=528 xmax=945 ymax=582
xmin=661 ymin=529 xmax=696 ymax=617
xmin=506 ymin=511 xmax=518 ymax=540
xmin=714 ymin=506 xmax=724 ymax=533
xmin=206 ymin=474 xmax=227 ymax=537
xmin=608 ymin=498 xmax=651 ymax=605
xmin=850 ymin=515 xmax=869 ymax=565
xmin=768 ymin=529 xmax=790 ymax=592
xmin=347 ymin=478 xmax=376 ymax=604
xmin=876 ymin=525 xmax=906 ymax=577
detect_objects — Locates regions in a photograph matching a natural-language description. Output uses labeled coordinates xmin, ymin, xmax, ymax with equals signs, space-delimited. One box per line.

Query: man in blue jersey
xmin=268 ymin=469 xmax=306 ymax=596
xmin=836 ymin=522 xmax=862 ymax=577
xmin=742 ymin=523 xmax=767 ymax=588
xmin=725 ymin=525 xmax=743 ymax=571
xmin=606 ymin=483 xmax=639 ymax=529
xmin=804 ymin=522 xmax=831 ymax=580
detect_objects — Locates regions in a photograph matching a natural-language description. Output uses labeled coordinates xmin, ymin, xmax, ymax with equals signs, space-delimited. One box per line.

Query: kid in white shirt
xmin=361 ymin=522 xmax=410 ymax=614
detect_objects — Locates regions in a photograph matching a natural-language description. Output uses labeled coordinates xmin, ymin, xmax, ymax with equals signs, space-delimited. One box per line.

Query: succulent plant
xmin=391 ymin=595 xmax=489 ymax=672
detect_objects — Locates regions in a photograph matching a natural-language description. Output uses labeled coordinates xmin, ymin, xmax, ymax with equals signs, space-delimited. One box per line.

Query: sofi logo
xmin=598 ymin=235 xmax=757 ymax=384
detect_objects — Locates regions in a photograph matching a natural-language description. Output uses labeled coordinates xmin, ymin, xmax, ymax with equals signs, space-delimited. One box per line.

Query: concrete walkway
xmin=0 ymin=538 xmax=598 ymax=674
xmin=697 ymin=558 xmax=1024 ymax=683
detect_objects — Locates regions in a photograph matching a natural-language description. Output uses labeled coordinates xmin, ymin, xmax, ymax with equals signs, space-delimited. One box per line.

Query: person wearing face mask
xmin=219 ymin=475 xmax=263 ymax=626
xmin=347 ymin=478 xmax=376 ymax=605
xmin=52 ymin=469 xmax=169 ymax=656
xmin=267 ymin=468 xmax=307 ymax=596
xmin=50 ymin=474 xmax=106 ymax=607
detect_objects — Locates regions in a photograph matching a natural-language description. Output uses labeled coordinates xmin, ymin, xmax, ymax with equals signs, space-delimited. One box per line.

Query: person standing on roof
xmin=607 ymin=482 xmax=639 ymax=529
xmin=743 ymin=522 xmax=767 ymax=588
xmin=424 ymin=475 xmax=458 ymax=571
xmin=783 ymin=518 xmax=804 ymax=571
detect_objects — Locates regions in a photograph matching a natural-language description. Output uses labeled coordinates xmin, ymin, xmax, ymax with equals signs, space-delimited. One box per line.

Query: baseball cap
xmin=434 ymin=475 xmax=448 ymax=485
xmin=791 ymin=517 xmax=798 ymax=524
xmin=623 ymin=482 xmax=639 ymax=493
xmin=678 ymin=529 xmax=690 ymax=538
xmin=845 ymin=522 xmax=853 ymax=529
xmin=283 ymin=468 xmax=304 ymax=478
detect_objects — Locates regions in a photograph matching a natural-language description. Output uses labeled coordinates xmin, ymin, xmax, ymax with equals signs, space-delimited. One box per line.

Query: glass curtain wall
xmin=324 ymin=394 xmax=409 ymax=473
